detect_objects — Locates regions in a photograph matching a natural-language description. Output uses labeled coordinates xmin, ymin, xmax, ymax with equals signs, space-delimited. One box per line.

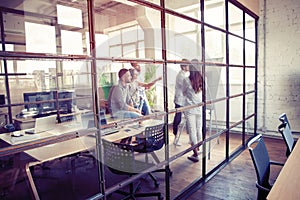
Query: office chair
xmin=133 ymin=123 xmax=171 ymax=188
xmin=278 ymin=113 xmax=291 ymax=130
xmin=248 ymin=134 xmax=284 ymax=200
xmin=278 ymin=122 xmax=296 ymax=157
xmin=102 ymin=139 xmax=163 ymax=200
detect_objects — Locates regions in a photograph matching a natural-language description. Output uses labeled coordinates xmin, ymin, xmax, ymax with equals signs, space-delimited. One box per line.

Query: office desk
xmin=0 ymin=121 xmax=91 ymax=200
xmin=103 ymin=120 xmax=164 ymax=143
xmin=0 ymin=119 xmax=164 ymax=200
xmin=13 ymin=109 xmax=90 ymax=130
xmin=267 ymin=140 xmax=300 ymax=200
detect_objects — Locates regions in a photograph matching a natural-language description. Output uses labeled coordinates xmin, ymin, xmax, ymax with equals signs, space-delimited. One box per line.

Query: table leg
xmin=25 ymin=162 xmax=40 ymax=200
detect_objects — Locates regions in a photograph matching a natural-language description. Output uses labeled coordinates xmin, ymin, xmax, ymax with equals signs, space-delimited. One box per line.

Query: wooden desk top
xmin=0 ymin=119 xmax=164 ymax=163
xmin=267 ymin=140 xmax=300 ymax=200
xmin=13 ymin=109 xmax=91 ymax=123
xmin=103 ymin=119 xmax=163 ymax=142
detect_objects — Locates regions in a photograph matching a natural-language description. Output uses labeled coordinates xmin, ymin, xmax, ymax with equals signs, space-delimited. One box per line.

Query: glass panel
xmin=2 ymin=0 xmax=88 ymax=55
xmin=166 ymin=14 xmax=202 ymax=61
xmin=245 ymin=118 xmax=255 ymax=141
xmin=165 ymin=1 xmax=200 ymax=20
xmin=246 ymin=92 xmax=255 ymax=119
xmin=206 ymin=100 xmax=226 ymax=172
xmin=57 ymin=4 xmax=83 ymax=28
xmin=245 ymin=67 xmax=255 ymax=92
xmin=144 ymin=0 xmax=160 ymax=5
xmin=25 ymin=22 xmax=56 ymax=54
xmin=94 ymin=3 xmax=162 ymax=60
xmin=229 ymin=35 xmax=243 ymax=65
xmin=245 ymin=14 xmax=256 ymax=41
xmin=229 ymin=96 xmax=243 ymax=153
xmin=245 ymin=41 xmax=255 ymax=66
xmin=3 ymin=59 xmax=91 ymax=117
xmin=245 ymin=93 xmax=255 ymax=140
xmin=206 ymin=131 xmax=226 ymax=171
xmin=229 ymin=67 xmax=243 ymax=95
xmin=230 ymin=96 xmax=243 ymax=125
xmin=204 ymin=0 xmax=225 ymax=29
xmin=205 ymin=28 xmax=226 ymax=63
xmin=61 ymin=30 xmax=84 ymax=55
xmin=228 ymin=2 xmax=243 ymax=37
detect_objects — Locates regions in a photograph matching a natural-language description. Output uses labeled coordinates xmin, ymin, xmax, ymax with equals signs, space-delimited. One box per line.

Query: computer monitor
xmin=0 ymin=94 xmax=5 ymax=105
xmin=23 ymin=91 xmax=56 ymax=113
xmin=58 ymin=91 xmax=74 ymax=114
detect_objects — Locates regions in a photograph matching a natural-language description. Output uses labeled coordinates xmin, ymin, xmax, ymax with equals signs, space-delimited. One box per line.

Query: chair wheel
xmin=155 ymin=182 xmax=160 ymax=188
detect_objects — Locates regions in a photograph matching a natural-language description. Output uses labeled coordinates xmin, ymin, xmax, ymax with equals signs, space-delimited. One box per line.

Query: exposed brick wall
xmin=258 ymin=0 xmax=300 ymax=133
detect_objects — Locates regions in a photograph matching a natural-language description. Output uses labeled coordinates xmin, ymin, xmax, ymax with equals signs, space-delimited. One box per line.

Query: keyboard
xmin=101 ymin=128 xmax=119 ymax=136
xmin=32 ymin=111 xmax=57 ymax=118
xmin=24 ymin=129 xmax=49 ymax=134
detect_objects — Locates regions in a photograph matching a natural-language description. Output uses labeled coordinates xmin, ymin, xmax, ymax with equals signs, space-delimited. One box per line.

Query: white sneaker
xmin=173 ymin=136 xmax=182 ymax=146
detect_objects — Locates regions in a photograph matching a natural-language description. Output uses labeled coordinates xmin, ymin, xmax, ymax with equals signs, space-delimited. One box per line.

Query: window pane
xmin=246 ymin=67 xmax=255 ymax=92
xmin=204 ymin=0 xmax=225 ymax=29
xmin=95 ymin=3 xmax=161 ymax=60
xmin=25 ymin=22 xmax=56 ymax=54
xmin=166 ymin=13 xmax=202 ymax=61
xmin=229 ymin=67 xmax=243 ymax=95
xmin=245 ymin=41 xmax=255 ymax=66
xmin=245 ymin=14 xmax=256 ymax=41
xmin=228 ymin=2 xmax=243 ymax=37
xmin=57 ymin=4 xmax=83 ymax=28
xmin=229 ymin=35 xmax=243 ymax=65
xmin=61 ymin=30 xmax=84 ymax=55
xmin=205 ymin=28 xmax=225 ymax=63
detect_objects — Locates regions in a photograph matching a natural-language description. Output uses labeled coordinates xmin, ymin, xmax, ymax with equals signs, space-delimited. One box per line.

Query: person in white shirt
xmin=183 ymin=61 xmax=203 ymax=162
xmin=130 ymin=63 xmax=162 ymax=115
xmin=172 ymin=59 xmax=189 ymax=146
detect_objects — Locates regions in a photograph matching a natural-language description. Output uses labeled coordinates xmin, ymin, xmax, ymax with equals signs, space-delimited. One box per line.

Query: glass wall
xmin=0 ymin=0 xmax=258 ymax=199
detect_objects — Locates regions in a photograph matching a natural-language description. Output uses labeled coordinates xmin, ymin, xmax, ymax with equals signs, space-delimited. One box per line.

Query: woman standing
xmin=183 ymin=62 xmax=203 ymax=162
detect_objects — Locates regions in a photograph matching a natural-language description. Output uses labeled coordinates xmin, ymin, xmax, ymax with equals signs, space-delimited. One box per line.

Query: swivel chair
xmin=102 ymin=139 xmax=163 ymax=200
xmin=278 ymin=113 xmax=291 ymax=130
xmin=133 ymin=123 xmax=171 ymax=187
xmin=248 ymin=134 xmax=284 ymax=200
xmin=278 ymin=121 xmax=296 ymax=157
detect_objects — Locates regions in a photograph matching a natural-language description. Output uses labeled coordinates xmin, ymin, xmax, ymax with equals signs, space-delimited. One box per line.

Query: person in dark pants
xmin=173 ymin=59 xmax=189 ymax=146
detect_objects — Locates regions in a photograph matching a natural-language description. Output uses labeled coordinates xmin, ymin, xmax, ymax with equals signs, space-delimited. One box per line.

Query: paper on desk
xmin=10 ymin=134 xmax=40 ymax=144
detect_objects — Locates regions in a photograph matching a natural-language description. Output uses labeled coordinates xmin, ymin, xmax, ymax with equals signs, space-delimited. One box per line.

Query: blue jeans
xmin=113 ymin=111 xmax=142 ymax=119
xmin=136 ymin=99 xmax=151 ymax=115
xmin=172 ymin=103 xmax=182 ymax=136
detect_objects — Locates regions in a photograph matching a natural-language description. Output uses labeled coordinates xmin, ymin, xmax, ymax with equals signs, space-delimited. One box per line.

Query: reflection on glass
xmin=245 ymin=14 xmax=256 ymax=41
xmin=25 ymin=22 xmax=56 ymax=54
xmin=245 ymin=68 xmax=255 ymax=92
xmin=205 ymin=28 xmax=225 ymax=63
xmin=61 ymin=30 xmax=84 ymax=55
xmin=166 ymin=14 xmax=201 ymax=61
xmin=229 ymin=35 xmax=243 ymax=65
xmin=229 ymin=67 xmax=243 ymax=95
xmin=166 ymin=1 xmax=200 ymax=20
xmin=228 ymin=2 xmax=243 ymax=37
xmin=230 ymin=97 xmax=243 ymax=124
xmin=245 ymin=41 xmax=255 ymax=66
xmin=94 ymin=3 xmax=161 ymax=60
xmin=204 ymin=0 xmax=225 ymax=29
xmin=246 ymin=93 xmax=255 ymax=118
xmin=57 ymin=4 xmax=83 ymax=28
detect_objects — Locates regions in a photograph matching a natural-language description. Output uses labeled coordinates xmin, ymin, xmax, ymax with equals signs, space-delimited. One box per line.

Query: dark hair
xmin=188 ymin=64 xmax=203 ymax=93
xmin=118 ymin=68 xmax=129 ymax=79
xmin=129 ymin=68 xmax=136 ymax=77
xmin=180 ymin=58 xmax=189 ymax=69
